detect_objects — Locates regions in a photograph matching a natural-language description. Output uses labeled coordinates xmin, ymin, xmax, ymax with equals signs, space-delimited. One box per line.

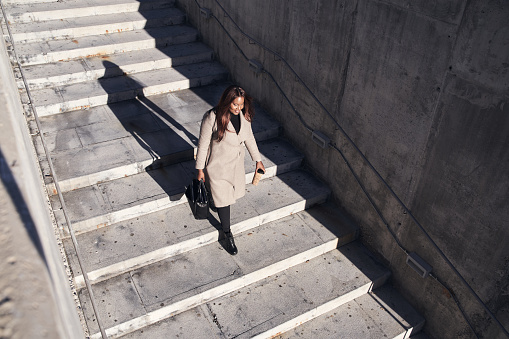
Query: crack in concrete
xmin=206 ymin=302 xmax=226 ymax=338
xmin=129 ymin=271 xmax=148 ymax=313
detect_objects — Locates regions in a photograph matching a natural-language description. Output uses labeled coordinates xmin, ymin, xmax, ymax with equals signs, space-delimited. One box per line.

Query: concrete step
xmin=10 ymin=7 xmax=186 ymax=43
xmin=29 ymin=61 xmax=227 ymax=116
xmin=52 ymin=165 xmax=323 ymax=238
xmin=20 ymin=42 xmax=213 ymax=90
xmin=35 ymin=85 xmax=280 ymax=193
xmin=272 ymin=284 xmax=425 ymax=339
xmin=4 ymin=0 xmax=174 ymax=23
xmin=3 ymin=0 xmax=56 ymax=5
xmin=16 ymin=25 xmax=198 ymax=66
xmin=80 ymin=241 xmax=388 ymax=338
xmin=67 ymin=201 xmax=357 ymax=290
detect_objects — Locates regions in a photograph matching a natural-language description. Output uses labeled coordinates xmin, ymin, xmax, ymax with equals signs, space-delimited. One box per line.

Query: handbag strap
xmin=197 ymin=179 xmax=207 ymax=203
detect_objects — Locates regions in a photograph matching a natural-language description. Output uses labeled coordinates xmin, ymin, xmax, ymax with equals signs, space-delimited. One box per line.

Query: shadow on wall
xmin=0 ymin=148 xmax=46 ymax=264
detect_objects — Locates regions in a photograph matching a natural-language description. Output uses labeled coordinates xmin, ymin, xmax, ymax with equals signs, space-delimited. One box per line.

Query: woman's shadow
xmin=99 ymin=60 xmax=224 ymax=236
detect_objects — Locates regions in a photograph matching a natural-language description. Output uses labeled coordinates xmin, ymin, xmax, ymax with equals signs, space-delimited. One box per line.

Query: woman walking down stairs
xmin=1 ymin=0 xmax=425 ymax=337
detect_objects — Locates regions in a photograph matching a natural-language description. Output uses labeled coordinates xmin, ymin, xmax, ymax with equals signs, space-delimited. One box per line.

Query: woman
xmin=195 ymin=85 xmax=265 ymax=255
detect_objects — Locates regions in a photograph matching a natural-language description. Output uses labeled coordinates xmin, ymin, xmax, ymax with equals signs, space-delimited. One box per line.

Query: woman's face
xmin=229 ymin=96 xmax=244 ymax=115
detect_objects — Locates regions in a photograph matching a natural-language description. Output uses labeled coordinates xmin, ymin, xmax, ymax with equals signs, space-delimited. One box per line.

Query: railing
xmin=190 ymin=1 xmax=509 ymax=338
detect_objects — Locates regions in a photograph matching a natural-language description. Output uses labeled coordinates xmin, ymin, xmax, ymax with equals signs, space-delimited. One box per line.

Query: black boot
xmin=224 ymin=231 xmax=238 ymax=255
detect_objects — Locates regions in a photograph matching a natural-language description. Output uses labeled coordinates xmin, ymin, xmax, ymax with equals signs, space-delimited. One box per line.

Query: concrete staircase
xmin=3 ymin=0 xmax=426 ymax=337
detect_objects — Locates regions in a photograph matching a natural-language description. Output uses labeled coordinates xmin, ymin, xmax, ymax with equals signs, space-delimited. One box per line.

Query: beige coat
xmin=195 ymin=110 xmax=261 ymax=207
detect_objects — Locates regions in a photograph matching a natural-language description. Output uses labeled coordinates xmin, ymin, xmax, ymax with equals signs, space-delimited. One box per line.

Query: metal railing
xmin=190 ymin=1 xmax=508 ymax=337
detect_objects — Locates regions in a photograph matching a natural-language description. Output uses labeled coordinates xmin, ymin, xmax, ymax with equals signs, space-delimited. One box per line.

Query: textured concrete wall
xmin=177 ymin=0 xmax=509 ymax=337
xmin=0 ymin=20 xmax=84 ymax=339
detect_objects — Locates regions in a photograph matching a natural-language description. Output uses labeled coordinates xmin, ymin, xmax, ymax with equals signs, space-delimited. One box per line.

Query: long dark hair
xmin=215 ymin=85 xmax=254 ymax=142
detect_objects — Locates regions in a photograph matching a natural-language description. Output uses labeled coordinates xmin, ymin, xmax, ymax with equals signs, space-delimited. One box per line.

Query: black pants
xmin=217 ymin=205 xmax=231 ymax=233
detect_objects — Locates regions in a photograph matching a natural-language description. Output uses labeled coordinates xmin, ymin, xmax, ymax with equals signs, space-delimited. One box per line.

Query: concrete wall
xmin=177 ymin=0 xmax=509 ymax=338
xmin=0 ymin=19 xmax=84 ymax=339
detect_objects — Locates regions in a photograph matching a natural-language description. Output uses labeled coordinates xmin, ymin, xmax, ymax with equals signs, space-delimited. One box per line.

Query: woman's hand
xmin=197 ymin=169 xmax=205 ymax=182
xmin=256 ymin=161 xmax=265 ymax=174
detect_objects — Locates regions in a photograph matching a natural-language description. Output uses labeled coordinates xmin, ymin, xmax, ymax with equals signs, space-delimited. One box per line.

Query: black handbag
xmin=185 ymin=179 xmax=209 ymax=219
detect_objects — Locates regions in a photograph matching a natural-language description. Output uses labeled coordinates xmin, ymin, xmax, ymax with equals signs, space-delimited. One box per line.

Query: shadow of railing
xmin=0 ymin=148 xmax=46 ymax=263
